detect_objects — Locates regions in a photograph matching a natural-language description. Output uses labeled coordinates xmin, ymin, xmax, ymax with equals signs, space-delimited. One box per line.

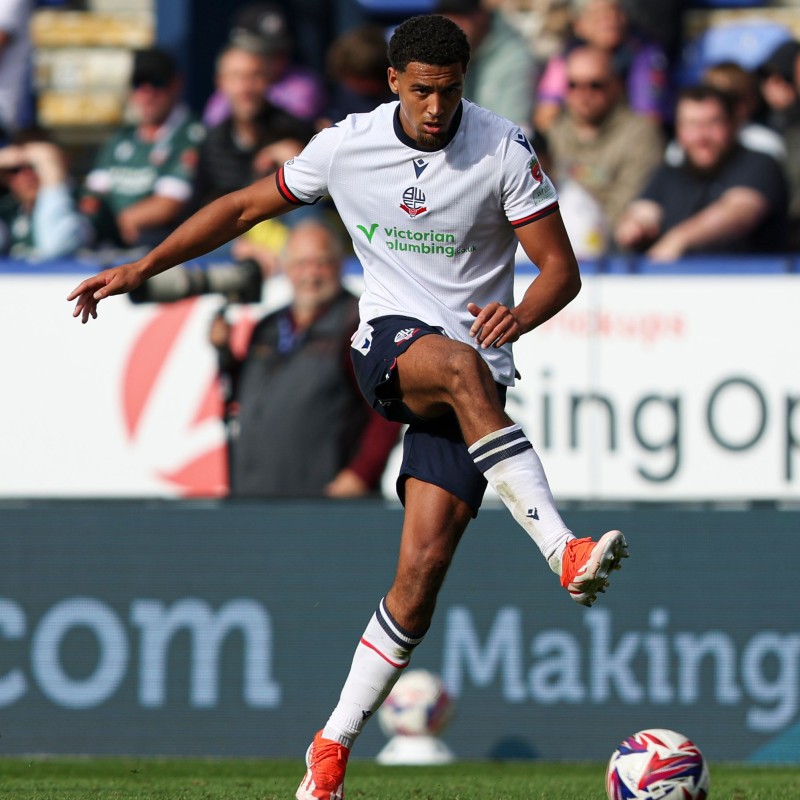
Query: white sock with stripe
xmin=468 ymin=423 xmax=573 ymax=571
xmin=322 ymin=597 xmax=426 ymax=749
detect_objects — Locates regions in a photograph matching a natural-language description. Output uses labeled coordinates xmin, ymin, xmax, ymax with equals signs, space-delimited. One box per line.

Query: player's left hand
xmin=467 ymin=301 xmax=521 ymax=349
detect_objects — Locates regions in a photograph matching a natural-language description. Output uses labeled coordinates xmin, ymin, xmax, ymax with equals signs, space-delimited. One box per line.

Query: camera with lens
xmin=129 ymin=258 xmax=263 ymax=305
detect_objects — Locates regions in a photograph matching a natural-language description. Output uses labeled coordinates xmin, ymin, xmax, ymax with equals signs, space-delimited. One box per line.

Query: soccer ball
xmin=377 ymin=669 xmax=454 ymax=738
xmin=606 ymin=728 xmax=710 ymax=800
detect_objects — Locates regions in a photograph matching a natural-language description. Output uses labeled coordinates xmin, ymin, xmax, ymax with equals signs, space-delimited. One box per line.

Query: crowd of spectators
xmin=0 ymin=0 xmax=797 ymax=265
xmin=4 ymin=0 xmax=800 ymax=494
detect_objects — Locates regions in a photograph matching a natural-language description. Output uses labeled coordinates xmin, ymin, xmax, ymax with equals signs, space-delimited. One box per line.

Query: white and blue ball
xmin=606 ymin=728 xmax=709 ymax=800
xmin=378 ymin=669 xmax=454 ymax=738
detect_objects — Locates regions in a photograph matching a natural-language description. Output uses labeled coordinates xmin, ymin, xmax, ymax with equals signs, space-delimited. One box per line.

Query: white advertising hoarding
xmin=508 ymin=275 xmax=799 ymax=500
xmin=1 ymin=271 xmax=798 ymax=500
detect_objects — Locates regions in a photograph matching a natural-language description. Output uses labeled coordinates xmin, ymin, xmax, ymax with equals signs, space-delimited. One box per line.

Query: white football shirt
xmin=279 ymin=99 xmax=559 ymax=385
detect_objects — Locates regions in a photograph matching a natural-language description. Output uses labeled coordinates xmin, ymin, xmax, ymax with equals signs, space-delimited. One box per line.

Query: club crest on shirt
xmin=400 ymin=186 xmax=428 ymax=218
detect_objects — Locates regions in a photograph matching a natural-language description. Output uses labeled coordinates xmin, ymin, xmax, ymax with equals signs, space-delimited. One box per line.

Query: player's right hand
xmin=66 ymin=262 xmax=145 ymax=324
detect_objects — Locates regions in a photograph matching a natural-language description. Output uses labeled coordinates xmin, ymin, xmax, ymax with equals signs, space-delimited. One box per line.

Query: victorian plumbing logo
xmin=122 ymin=300 xmax=230 ymax=496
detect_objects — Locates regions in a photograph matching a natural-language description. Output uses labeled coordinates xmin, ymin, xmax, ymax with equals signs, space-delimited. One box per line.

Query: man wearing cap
xmin=80 ymin=47 xmax=205 ymax=249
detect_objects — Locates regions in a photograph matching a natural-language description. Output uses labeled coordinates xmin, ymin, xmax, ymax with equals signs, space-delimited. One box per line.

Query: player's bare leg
xmin=395 ymin=335 xmax=628 ymax=606
xmin=384 ymin=477 xmax=473 ymax=631
xmin=297 ymin=481 xmax=471 ymax=800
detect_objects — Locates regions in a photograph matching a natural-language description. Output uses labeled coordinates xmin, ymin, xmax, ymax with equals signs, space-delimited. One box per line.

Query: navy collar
xmin=392 ymin=100 xmax=463 ymax=152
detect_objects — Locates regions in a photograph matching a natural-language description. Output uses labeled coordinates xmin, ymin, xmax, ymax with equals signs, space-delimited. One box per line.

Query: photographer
xmin=0 ymin=131 xmax=88 ymax=260
xmin=209 ymin=219 xmax=401 ymax=498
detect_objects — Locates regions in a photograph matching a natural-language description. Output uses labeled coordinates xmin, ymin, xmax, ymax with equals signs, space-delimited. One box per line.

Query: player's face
xmin=676 ymin=98 xmax=736 ymax=172
xmin=389 ymin=62 xmax=464 ymax=150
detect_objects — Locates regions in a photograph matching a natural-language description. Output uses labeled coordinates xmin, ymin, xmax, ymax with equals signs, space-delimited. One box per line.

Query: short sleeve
xmin=280 ymin=125 xmax=341 ymax=204
xmin=500 ymin=128 xmax=559 ymax=228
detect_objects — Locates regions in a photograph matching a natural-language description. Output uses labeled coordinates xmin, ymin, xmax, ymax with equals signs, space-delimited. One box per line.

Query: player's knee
xmin=442 ymin=346 xmax=492 ymax=398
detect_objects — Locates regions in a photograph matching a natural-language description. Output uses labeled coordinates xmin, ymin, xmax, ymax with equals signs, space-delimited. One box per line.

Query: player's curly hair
xmin=388 ymin=15 xmax=470 ymax=73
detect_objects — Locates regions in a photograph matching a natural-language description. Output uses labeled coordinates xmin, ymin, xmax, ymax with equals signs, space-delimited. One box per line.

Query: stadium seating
xmin=677 ymin=18 xmax=793 ymax=85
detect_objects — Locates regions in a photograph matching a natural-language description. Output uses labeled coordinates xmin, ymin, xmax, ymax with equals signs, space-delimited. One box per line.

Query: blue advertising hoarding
xmin=0 ymin=500 xmax=797 ymax=763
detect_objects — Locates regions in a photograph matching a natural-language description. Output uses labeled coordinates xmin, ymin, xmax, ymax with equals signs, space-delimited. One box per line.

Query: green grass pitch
xmin=1 ymin=758 xmax=799 ymax=799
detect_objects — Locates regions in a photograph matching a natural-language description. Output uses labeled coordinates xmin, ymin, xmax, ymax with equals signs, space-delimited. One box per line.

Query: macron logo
xmin=526 ymin=508 xmax=539 ymax=520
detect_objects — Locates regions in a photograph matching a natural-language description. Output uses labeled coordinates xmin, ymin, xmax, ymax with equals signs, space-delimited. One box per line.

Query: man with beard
xmin=614 ymin=84 xmax=788 ymax=260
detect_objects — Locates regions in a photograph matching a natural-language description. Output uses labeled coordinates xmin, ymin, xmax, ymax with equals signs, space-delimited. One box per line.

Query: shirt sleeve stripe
xmin=509 ymin=201 xmax=560 ymax=229
xmin=275 ymin=167 xmax=305 ymax=205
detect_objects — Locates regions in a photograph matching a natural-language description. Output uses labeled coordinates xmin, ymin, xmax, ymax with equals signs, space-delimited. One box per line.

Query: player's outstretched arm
xmin=67 ymin=176 xmax=295 ymax=323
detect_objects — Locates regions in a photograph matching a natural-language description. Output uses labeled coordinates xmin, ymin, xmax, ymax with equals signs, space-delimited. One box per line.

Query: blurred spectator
xmin=0 ymin=130 xmax=88 ymax=259
xmin=665 ymin=61 xmax=786 ymax=168
xmin=80 ymin=48 xmax=205 ymax=249
xmin=203 ymin=3 xmax=326 ymax=126
xmin=195 ymin=37 xmax=318 ymax=277
xmin=757 ymin=39 xmax=800 ymax=136
xmin=614 ymin=85 xmax=788 ymax=261
xmin=193 ymin=39 xmax=315 ymax=208
xmin=323 ymin=23 xmax=393 ymax=125
xmin=534 ymin=0 xmax=671 ymax=134
xmin=209 ymin=220 xmax=401 ymax=498
xmin=704 ymin=61 xmax=785 ymax=163
xmin=437 ymin=0 xmax=537 ymax=133
xmin=545 ymin=45 xmax=663 ymax=242
xmin=0 ymin=0 xmax=33 ymax=134
xmin=492 ymin=0 xmax=573 ymax=71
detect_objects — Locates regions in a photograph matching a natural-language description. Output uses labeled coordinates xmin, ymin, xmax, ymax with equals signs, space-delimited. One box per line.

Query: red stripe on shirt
xmin=275 ymin=167 xmax=303 ymax=205
xmin=510 ymin=201 xmax=559 ymax=229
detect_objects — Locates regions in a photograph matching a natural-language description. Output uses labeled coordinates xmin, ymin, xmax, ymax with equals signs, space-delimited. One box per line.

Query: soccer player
xmin=68 ymin=15 xmax=628 ymax=800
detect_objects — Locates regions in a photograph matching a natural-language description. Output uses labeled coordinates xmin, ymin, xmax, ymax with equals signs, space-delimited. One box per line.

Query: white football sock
xmin=469 ymin=423 xmax=573 ymax=572
xmin=322 ymin=597 xmax=426 ymax=749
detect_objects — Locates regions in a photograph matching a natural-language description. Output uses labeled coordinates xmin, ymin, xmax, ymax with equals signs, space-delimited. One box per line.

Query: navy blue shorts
xmin=350 ymin=315 xmax=506 ymax=516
